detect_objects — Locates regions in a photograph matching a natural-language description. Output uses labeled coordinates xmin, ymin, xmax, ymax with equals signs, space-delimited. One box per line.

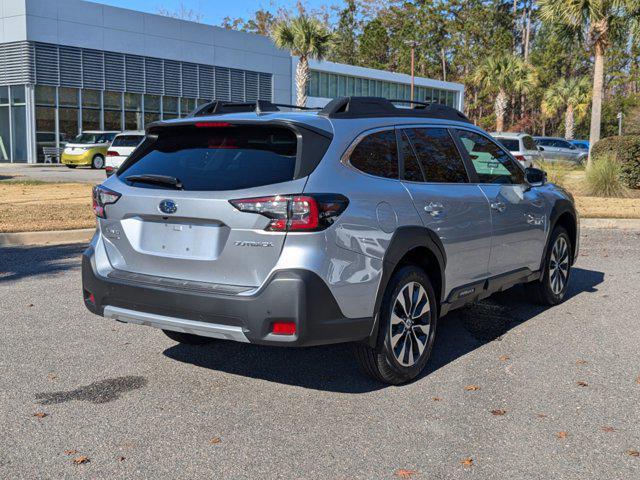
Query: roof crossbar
xmin=189 ymin=100 xmax=320 ymax=117
xmin=318 ymin=96 xmax=471 ymax=123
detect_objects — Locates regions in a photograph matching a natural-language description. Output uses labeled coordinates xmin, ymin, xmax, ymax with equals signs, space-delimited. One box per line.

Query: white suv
xmin=105 ymin=131 xmax=145 ymax=176
xmin=491 ymin=132 xmax=543 ymax=168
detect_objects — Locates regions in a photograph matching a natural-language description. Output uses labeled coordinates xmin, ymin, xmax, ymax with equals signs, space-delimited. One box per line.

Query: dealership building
xmin=0 ymin=0 xmax=465 ymax=163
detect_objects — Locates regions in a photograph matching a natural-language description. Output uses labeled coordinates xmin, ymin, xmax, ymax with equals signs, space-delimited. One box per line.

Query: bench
xmin=42 ymin=147 xmax=64 ymax=164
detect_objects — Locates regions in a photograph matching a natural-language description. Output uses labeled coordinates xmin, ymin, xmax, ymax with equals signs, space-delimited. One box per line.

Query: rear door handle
xmin=424 ymin=202 xmax=444 ymax=216
xmin=490 ymin=201 xmax=506 ymax=213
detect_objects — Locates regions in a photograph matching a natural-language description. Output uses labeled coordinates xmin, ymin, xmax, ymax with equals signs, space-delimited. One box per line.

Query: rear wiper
xmin=124 ymin=174 xmax=183 ymax=189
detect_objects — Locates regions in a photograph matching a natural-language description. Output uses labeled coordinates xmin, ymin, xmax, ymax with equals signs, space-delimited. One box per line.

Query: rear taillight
xmin=230 ymin=194 xmax=348 ymax=232
xmin=92 ymin=185 xmax=121 ymax=219
xmin=514 ymin=155 xmax=526 ymax=163
xmin=106 ymin=150 xmax=118 ymax=157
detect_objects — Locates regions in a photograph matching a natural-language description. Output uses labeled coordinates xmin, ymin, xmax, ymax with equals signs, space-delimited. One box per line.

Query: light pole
xmin=617 ymin=112 xmax=624 ymax=136
xmin=404 ymin=40 xmax=419 ymax=102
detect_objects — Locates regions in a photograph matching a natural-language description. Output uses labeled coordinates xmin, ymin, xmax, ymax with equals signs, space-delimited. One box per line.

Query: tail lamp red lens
xmin=271 ymin=322 xmax=296 ymax=335
xmin=229 ymin=194 xmax=348 ymax=232
xmin=106 ymin=150 xmax=118 ymax=157
xmin=92 ymin=185 xmax=121 ymax=219
xmin=514 ymin=155 xmax=526 ymax=163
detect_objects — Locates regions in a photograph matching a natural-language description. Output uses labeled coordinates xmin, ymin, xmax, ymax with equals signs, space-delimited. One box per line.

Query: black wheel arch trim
xmin=543 ymin=199 xmax=578 ymax=270
xmin=366 ymin=226 xmax=447 ymax=348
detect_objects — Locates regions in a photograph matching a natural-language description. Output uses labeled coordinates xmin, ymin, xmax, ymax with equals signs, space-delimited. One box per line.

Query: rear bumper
xmin=81 ymin=246 xmax=372 ymax=347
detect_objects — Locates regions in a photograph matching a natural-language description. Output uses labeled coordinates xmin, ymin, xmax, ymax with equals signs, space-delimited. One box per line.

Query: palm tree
xmin=472 ymin=54 xmax=537 ymax=132
xmin=272 ymin=15 xmax=332 ymax=107
xmin=539 ymin=0 xmax=640 ymax=166
xmin=542 ymin=77 xmax=591 ymax=140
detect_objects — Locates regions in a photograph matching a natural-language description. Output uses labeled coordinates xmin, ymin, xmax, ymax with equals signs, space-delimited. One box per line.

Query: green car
xmin=61 ymin=131 xmax=118 ymax=169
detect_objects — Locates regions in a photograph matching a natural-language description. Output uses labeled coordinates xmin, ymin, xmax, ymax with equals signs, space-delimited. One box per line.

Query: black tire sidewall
xmin=378 ymin=266 xmax=438 ymax=381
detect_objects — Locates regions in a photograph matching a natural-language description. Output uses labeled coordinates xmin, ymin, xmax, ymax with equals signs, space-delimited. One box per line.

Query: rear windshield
xmin=112 ymin=135 xmax=144 ymax=148
xmin=495 ymin=138 xmax=519 ymax=151
xmin=118 ymin=125 xmax=298 ymax=191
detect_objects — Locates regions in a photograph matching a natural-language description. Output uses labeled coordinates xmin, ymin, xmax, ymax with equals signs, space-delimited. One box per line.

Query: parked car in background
xmin=105 ymin=131 xmax=145 ymax=176
xmin=61 ymin=131 xmax=118 ymax=169
xmin=533 ymin=136 xmax=587 ymax=165
xmin=570 ymin=139 xmax=589 ymax=152
xmin=491 ymin=132 xmax=542 ymax=168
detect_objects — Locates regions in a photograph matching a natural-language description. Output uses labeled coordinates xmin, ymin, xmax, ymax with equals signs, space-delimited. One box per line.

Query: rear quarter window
xmin=349 ymin=130 xmax=398 ymax=179
xmin=118 ymin=125 xmax=298 ymax=191
xmin=495 ymin=138 xmax=520 ymax=151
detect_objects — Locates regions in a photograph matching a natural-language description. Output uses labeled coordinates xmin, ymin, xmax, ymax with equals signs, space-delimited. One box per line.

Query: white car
xmin=105 ymin=131 xmax=145 ymax=176
xmin=490 ymin=132 xmax=543 ymax=168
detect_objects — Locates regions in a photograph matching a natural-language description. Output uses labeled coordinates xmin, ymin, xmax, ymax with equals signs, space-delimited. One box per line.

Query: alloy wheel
xmin=549 ymin=236 xmax=570 ymax=295
xmin=389 ymin=282 xmax=431 ymax=367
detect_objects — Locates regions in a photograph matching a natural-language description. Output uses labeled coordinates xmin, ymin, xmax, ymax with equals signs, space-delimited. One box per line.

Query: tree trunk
xmin=495 ymin=90 xmax=507 ymax=132
xmin=295 ymin=57 xmax=310 ymax=107
xmin=588 ymin=41 xmax=605 ymax=167
xmin=565 ymin=104 xmax=575 ymax=140
xmin=441 ymin=48 xmax=447 ymax=82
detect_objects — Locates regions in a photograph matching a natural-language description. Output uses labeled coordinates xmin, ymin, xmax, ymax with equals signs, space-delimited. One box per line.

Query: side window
xmin=404 ymin=127 xmax=468 ymax=183
xmin=400 ymin=131 xmax=424 ymax=182
xmin=456 ymin=130 xmax=524 ymax=184
xmin=536 ymin=138 xmax=550 ymax=147
xmin=349 ymin=130 xmax=398 ymax=179
xmin=557 ymin=140 xmax=573 ymax=149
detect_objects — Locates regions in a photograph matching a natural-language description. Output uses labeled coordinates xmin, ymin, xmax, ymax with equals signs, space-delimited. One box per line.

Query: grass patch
xmin=0 ymin=178 xmax=49 ymax=186
xmin=0 ymin=182 xmax=94 ymax=233
xmin=534 ymin=160 xmax=576 ymax=188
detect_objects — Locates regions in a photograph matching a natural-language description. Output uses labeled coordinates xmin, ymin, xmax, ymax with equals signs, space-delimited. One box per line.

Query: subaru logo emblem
xmin=159 ymin=199 xmax=177 ymax=214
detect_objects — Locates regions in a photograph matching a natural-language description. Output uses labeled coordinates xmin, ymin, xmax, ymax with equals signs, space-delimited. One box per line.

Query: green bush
xmin=591 ymin=135 xmax=640 ymax=189
xmin=585 ymin=155 xmax=626 ymax=197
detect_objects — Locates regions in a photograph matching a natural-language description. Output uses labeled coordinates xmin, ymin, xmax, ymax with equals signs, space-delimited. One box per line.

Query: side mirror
xmin=525 ymin=167 xmax=546 ymax=187
xmin=537 ymin=146 xmax=545 ymax=151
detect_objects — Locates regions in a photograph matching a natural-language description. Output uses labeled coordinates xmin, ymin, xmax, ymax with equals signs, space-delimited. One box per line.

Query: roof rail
xmin=318 ymin=96 xmax=471 ymax=123
xmin=189 ymin=100 xmax=320 ymax=117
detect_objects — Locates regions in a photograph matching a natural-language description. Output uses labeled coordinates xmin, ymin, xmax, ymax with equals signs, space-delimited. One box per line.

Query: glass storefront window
xmin=104 ymin=109 xmax=122 ymax=131
xmin=0 ymin=86 xmax=8 ymax=105
xmin=35 ymin=86 xmax=56 ymax=106
xmin=82 ymin=109 xmax=101 ymax=131
xmin=10 ymin=86 xmax=26 ymax=105
xmin=180 ymin=98 xmax=196 ymax=117
xmin=144 ymin=95 xmax=161 ymax=112
xmin=59 ymin=108 xmax=79 ymax=143
xmin=125 ymin=110 xmax=143 ymax=130
xmin=11 ymin=105 xmax=27 ymax=161
xmin=125 ymin=93 xmax=142 ymax=111
xmin=58 ymin=87 xmax=79 ymax=107
xmin=319 ymin=73 xmax=329 ymax=97
xmin=0 ymin=106 xmax=9 ymax=161
xmin=162 ymin=96 xmax=178 ymax=116
xmin=144 ymin=112 xmax=161 ymax=126
xmin=82 ymin=90 xmax=101 ymax=109
xmin=35 ymin=106 xmax=57 ymax=161
xmin=104 ymin=91 xmax=122 ymax=110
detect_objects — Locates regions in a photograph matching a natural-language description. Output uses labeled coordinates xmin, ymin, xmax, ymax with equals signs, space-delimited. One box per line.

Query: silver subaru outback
xmin=83 ymin=97 xmax=579 ymax=384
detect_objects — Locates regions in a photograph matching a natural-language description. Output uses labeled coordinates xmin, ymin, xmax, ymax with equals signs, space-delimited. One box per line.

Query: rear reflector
xmin=271 ymin=322 xmax=296 ymax=335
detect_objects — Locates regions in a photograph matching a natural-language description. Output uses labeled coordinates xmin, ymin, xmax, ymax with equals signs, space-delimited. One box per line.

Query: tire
xmin=66 ymin=165 xmax=77 ymax=169
xmin=527 ymin=226 xmax=572 ymax=305
xmin=91 ymin=155 xmax=105 ymax=169
xmin=355 ymin=266 xmax=438 ymax=385
xmin=162 ymin=329 xmax=213 ymax=345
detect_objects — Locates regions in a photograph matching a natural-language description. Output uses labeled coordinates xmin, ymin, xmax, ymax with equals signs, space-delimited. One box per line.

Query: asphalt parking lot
xmin=0 ymin=163 xmax=105 ymax=184
xmin=1 ymin=229 xmax=639 ymax=479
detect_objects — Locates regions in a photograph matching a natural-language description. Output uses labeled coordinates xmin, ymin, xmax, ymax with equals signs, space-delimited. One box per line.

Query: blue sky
xmin=96 ymin=0 xmax=340 ymax=25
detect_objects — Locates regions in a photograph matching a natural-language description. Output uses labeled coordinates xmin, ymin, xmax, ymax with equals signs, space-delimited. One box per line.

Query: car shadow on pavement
xmin=164 ymin=266 xmax=604 ymax=393
xmin=0 ymin=244 xmax=85 ymax=284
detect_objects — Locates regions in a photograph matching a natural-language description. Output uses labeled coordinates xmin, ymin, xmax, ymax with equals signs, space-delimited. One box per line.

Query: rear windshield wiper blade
xmin=124 ymin=174 xmax=183 ymax=189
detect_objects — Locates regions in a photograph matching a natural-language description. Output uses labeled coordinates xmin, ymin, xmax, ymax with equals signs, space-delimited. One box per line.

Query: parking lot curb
xmin=0 ymin=228 xmax=94 ymax=247
xmin=580 ymin=218 xmax=640 ymax=230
